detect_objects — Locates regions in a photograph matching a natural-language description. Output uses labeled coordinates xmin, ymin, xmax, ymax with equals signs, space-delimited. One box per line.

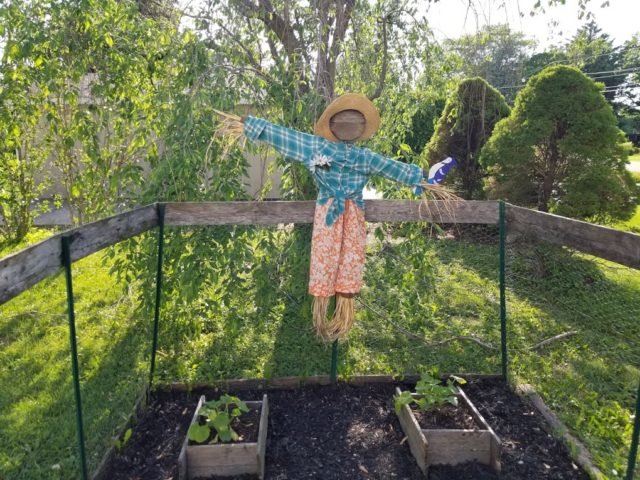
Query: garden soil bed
xmin=103 ymin=377 xmax=589 ymax=479
xmin=411 ymin=400 xmax=479 ymax=430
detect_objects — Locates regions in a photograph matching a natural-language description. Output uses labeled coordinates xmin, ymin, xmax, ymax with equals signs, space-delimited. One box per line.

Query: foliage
xmin=0 ymin=0 xmax=178 ymax=227
xmin=404 ymin=97 xmax=445 ymax=156
xmin=444 ymin=24 xmax=535 ymax=104
xmin=481 ymin=65 xmax=637 ymax=221
xmin=565 ymin=20 xmax=623 ymax=103
xmin=422 ymin=77 xmax=511 ymax=199
xmin=394 ymin=372 xmax=467 ymax=414
xmin=0 ymin=1 xmax=53 ymax=241
xmin=188 ymin=394 xmax=250 ymax=444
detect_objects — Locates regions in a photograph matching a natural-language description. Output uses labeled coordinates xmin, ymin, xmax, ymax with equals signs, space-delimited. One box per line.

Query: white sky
xmin=423 ymin=0 xmax=639 ymax=50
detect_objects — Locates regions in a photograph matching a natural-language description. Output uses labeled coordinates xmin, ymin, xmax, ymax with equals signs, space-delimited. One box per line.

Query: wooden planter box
xmin=395 ymin=387 xmax=500 ymax=475
xmin=178 ymin=394 xmax=268 ymax=480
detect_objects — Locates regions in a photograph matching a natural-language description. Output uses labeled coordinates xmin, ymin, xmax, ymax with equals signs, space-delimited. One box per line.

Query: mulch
xmin=102 ymin=377 xmax=589 ymax=480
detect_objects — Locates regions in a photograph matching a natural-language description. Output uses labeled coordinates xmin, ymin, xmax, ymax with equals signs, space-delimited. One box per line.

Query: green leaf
xmin=450 ymin=375 xmax=467 ymax=385
xmin=188 ymin=423 xmax=210 ymax=443
xmin=217 ymin=426 xmax=232 ymax=442
xmin=105 ymin=34 xmax=114 ymax=48
xmin=211 ymin=412 xmax=230 ymax=431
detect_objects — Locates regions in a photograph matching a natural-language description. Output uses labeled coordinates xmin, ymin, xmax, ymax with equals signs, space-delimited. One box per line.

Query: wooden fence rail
xmin=506 ymin=204 xmax=640 ymax=270
xmin=2 ymin=200 xmax=640 ymax=306
xmin=0 ymin=205 xmax=158 ymax=305
xmin=163 ymin=199 xmax=500 ymax=225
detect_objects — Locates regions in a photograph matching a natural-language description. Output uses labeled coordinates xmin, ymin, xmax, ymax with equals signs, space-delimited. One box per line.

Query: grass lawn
xmin=0 ymin=231 xmax=153 ymax=479
xmin=0 ymin=226 xmax=639 ymax=479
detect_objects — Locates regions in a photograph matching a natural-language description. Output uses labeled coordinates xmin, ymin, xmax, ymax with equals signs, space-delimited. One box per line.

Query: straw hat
xmin=314 ymin=93 xmax=380 ymax=142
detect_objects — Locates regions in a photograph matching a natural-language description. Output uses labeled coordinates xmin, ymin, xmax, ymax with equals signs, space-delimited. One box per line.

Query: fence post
xmin=499 ymin=201 xmax=508 ymax=380
xmin=61 ymin=235 xmax=88 ymax=480
xmin=149 ymin=203 xmax=165 ymax=389
xmin=330 ymin=340 xmax=338 ymax=383
xmin=626 ymin=379 xmax=640 ymax=480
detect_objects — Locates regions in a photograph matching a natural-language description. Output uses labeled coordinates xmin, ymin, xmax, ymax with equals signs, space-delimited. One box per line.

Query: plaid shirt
xmin=245 ymin=116 xmax=422 ymax=225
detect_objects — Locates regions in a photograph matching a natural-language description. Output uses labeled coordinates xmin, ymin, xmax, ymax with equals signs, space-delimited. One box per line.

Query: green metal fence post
xmin=330 ymin=340 xmax=338 ymax=383
xmin=61 ymin=235 xmax=89 ymax=480
xmin=626 ymin=379 xmax=640 ymax=480
xmin=499 ymin=200 xmax=508 ymax=380
xmin=149 ymin=203 xmax=165 ymax=389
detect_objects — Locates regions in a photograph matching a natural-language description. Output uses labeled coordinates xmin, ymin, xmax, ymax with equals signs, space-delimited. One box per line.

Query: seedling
xmin=395 ymin=372 xmax=467 ymax=414
xmin=187 ymin=394 xmax=250 ymax=444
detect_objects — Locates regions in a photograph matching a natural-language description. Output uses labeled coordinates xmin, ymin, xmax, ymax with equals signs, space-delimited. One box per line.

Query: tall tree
xmin=566 ymin=20 xmax=623 ymax=102
xmin=481 ymin=65 xmax=636 ymax=221
xmin=422 ymin=78 xmax=510 ymax=199
xmin=444 ymin=24 xmax=534 ymax=103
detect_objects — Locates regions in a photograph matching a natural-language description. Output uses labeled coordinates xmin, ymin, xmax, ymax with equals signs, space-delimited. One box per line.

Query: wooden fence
xmin=1 ymin=200 xmax=640 ymax=305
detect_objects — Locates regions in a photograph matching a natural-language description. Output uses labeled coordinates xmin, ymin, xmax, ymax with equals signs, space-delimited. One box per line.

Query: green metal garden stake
xmin=62 ymin=235 xmax=89 ymax=480
xmin=626 ymin=378 xmax=640 ymax=480
xmin=499 ymin=200 xmax=508 ymax=380
xmin=149 ymin=203 xmax=165 ymax=389
xmin=330 ymin=340 xmax=338 ymax=383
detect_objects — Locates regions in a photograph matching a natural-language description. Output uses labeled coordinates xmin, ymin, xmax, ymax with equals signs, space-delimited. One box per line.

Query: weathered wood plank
xmin=395 ymin=387 xmax=429 ymax=475
xmin=179 ymin=395 xmax=205 ymax=480
xmin=507 ymin=204 xmax=640 ymax=269
xmin=164 ymin=374 xmax=503 ymax=392
xmin=163 ymin=200 xmax=500 ymax=226
xmin=0 ymin=204 xmax=158 ymax=306
xmin=256 ymin=395 xmax=268 ymax=480
xmin=424 ymin=429 xmax=492 ymax=466
xmin=458 ymin=388 xmax=501 ymax=471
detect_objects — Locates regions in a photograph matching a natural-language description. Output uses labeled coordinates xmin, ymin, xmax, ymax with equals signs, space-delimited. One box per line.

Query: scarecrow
xmin=216 ymin=94 xmax=457 ymax=342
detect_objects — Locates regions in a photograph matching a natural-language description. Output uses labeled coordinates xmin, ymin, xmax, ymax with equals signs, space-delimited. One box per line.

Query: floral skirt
xmin=308 ymin=199 xmax=366 ymax=297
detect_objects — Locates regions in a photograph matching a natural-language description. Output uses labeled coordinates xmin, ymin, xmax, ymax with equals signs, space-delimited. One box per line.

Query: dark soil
xmin=411 ymin=399 xmax=479 ymax=430
xmin=103 ymin=377 xmax=589 ymax=480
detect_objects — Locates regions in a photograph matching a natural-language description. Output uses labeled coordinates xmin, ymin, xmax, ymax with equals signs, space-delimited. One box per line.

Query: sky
xmin=423 ymin=0 xmax=639 ymax=50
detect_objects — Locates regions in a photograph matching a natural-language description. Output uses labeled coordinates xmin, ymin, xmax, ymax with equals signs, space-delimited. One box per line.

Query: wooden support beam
xmin=163 ymin=200 xmax=500 ymax=226
xmin=0 ymin=205 xmax=158 ymax=306
xmin=507 ymin=204 xmax=640 ymax=270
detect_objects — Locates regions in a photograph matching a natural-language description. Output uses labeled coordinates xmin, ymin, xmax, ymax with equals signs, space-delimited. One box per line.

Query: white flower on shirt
xmin=310 ymin=154 xmax=333 ymax=173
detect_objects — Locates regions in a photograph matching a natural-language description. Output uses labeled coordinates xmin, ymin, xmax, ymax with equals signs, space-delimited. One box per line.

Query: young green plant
xmin=188 ymin=394 xmax=250 ymax=444
xmin=395 ymin=373 xmax=467 ymax=414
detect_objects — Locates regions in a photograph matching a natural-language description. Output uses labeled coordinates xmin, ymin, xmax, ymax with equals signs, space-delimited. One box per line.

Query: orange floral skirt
xmin=308 ymin=200 xmax=366 ymax=297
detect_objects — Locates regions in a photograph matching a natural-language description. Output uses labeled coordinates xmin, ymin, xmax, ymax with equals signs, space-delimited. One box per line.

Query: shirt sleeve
xmin=244 ymin=116 xmax=323 ymax=168
xmin=365 ymin=149 xmax=423 ymax=186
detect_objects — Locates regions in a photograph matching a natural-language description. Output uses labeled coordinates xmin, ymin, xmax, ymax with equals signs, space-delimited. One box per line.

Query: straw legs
xmin=309 ymin=200 xmax=366 ymax=342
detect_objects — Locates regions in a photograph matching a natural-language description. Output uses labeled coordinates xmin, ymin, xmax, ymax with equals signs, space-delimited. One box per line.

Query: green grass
xmin=0 ymin=226 xmax=639 ymax=479
xmin=0 ymin=232 xmax=152 ymax=479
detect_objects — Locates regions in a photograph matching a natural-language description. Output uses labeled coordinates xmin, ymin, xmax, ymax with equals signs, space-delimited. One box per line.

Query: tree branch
xmin=368 ymin=14 xmax=389 ymax=101
xmin=358 ymin=298 xmax=497 ymax=350
xmin=529 ymin=331 xmax=578 ymax=351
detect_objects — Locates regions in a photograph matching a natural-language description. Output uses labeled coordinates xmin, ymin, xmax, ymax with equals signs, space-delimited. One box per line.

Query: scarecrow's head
xmin=314 ymin=93 xmax=380 ymax=143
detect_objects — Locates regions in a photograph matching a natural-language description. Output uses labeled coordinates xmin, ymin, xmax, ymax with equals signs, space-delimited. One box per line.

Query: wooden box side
xmin=394 ymin=387 xmax=429 ymax=475
xmin=187 ymin=442 xmax=259 ymax=478
xmin=178 ymin=395 xmax=206 ymax=480
xmin=423 ymin=429 xmax=492 ymax=466
xmin=458 ymin=388 xmax=501 ymax=471
xmin=256 ymin=394 xmax=269 ymax=480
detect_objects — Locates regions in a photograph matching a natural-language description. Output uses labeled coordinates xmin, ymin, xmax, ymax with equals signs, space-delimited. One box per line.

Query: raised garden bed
xmin=102 ymin=377 xmax=591 ymax=479
xmin=395 ymin=386 xmax=501 ymax=474
xmin=177 ymin=394 xmax=268 ymax=479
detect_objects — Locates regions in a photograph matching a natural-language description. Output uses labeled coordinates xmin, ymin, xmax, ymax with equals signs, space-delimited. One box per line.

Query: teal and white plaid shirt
xmin=244 ymin=116 xmax=422 ymax=225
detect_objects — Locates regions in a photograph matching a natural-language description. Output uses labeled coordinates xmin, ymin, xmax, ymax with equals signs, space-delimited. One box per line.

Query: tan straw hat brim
xmin=314 ymin=93 xmax=380 ymax=142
